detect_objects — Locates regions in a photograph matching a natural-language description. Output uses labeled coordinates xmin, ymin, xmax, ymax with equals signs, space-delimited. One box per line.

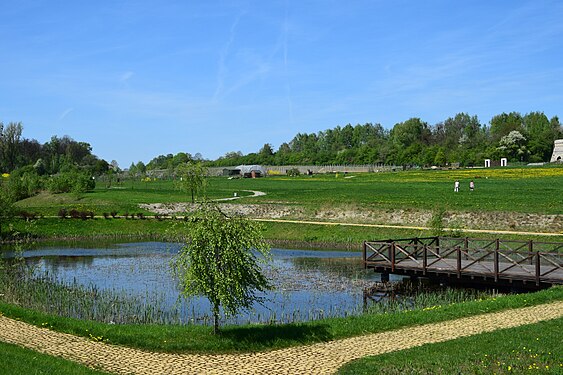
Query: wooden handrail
xmin=363 ymin=236 xmax=563 ymax=286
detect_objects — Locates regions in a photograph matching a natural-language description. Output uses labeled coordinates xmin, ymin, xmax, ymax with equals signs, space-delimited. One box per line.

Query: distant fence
xmin=207 ymin=164 xmax=398 ymax=176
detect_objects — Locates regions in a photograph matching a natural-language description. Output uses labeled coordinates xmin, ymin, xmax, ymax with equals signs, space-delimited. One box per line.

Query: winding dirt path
xmin=214 ymin=190 xmax=267 ymax=201
xmin=1 ymin=301 xmax=562 ymax=374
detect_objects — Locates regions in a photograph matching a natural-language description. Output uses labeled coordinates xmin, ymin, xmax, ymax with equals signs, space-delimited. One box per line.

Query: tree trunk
xmin=191 ymin=189 xmax=194 ymax=203
xmin=213 ymin=302 xmax=220 ymax=334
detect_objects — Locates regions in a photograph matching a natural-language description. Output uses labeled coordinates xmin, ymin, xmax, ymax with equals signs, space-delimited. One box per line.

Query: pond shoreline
xmin=1 ymin=232 xmax=361 ymax=252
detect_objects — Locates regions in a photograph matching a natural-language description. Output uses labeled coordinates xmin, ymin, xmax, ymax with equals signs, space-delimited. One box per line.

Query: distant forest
xmin=0 ymin=122 xmax=109 ymax=175
xmin=138 ymin=111 xmax=562 ymax=173
xmin=2 ymin=111 xmax=562 ymax=178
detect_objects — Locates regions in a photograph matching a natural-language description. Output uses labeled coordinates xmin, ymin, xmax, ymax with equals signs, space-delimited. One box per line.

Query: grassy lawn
xmin=0 ymin=286 xmax=560 ymax=354
xmin=14 ymin=166 xmax=563 ymax=216
xmin=1 ymin=166 xmax=562 ymax=371
xmin=0 ymin=340 xmax=110 ymax=375
xmin=338 ymin=317 xmax=563 ymax=374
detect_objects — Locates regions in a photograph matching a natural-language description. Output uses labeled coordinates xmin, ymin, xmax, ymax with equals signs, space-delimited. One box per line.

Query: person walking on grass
xmin=454 ymin=180 xmax=460 ymax=192
xmin=470 ymin=180 xmax=475 ymax=191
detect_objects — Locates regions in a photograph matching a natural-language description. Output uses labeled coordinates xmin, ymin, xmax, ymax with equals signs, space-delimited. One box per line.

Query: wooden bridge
xmin=363 ymin=237 xmax=563 ymax=289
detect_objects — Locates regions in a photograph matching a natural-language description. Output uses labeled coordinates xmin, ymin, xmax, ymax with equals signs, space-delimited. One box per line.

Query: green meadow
xmin=2 ymin=166 xmax=562 ymax=374
xmin=14 ymin=166 xmax=563 ymax=216
xmin=9 ymin=165 xmax=563 ymax=245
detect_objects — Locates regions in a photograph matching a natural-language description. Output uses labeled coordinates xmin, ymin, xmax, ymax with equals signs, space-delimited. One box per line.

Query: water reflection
xmin=3 ymin=242 xmax=398 ymax=324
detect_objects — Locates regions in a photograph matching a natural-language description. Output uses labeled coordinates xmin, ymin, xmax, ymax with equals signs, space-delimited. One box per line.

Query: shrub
xmin=19 ymin=211 xmax=37 ymax=221
xmin=58 ymin=208 xmax=68 ymax=219
xmin=286 ymin=168 xmax=300 ymax=177
xmin=46 ymin=171 xmax=95 ymax=194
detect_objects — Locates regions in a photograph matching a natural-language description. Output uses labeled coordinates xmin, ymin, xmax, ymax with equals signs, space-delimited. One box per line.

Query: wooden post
xmin=529 ymin=240 xmax=533 ymax=265
xmin=362 ymin=241 xmax=367 ymax=269
xmin=494 ymin=239 xmax=499 ymax=282
xmin=464 ymin=237 xmax=469 ymax=260
xmin=391 ymin=242 xmax=396 ymax=272
xmin=436 ymin=236 xmax=440 ymax=255
xmin=456 ymin=246 xmax=461 ymax=278
xmin=423 ymin=245 xmax=427 ymax=276
xmin=535 ymin=251 xmax=541 ymax=286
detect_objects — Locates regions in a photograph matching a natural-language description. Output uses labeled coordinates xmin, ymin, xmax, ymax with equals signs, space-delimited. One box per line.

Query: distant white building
xmin=236 ymin=165 xmax=266 ymax=178
xmin=551 ymin=139 xmax=563 ymax=162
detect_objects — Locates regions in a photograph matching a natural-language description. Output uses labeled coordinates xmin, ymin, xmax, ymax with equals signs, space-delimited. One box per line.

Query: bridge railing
xmin=363 ymin=237 xmax=563 ymax=285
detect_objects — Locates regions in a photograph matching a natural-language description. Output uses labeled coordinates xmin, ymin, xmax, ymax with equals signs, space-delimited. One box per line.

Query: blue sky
xmin=1 ymin=1 xmax=562 ymax=167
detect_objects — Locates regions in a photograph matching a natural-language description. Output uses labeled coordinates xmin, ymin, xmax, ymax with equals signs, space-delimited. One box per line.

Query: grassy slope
xmin=0 ymin=286 xmax=561 ymax=354
xmin=7 ymin=218 xmax=562 ymax=250
xmin=15 ymin=166 xmax=563 ymax=216
xmin=8 ymin=166 xmax=563 ymax=245
xmin=338 ymin=318 xmax=563 ymax=374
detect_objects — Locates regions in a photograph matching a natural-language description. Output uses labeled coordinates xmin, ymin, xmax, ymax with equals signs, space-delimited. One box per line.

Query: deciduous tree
xmin=175 ymin=161 xmax=207 ymax=203
xmin=173 ymin=204 xmax=271 ymax=334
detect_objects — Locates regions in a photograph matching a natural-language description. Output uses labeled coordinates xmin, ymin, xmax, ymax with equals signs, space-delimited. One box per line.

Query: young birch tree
xmin=175 ymin=161 xmax=207 ymax=203
xmin=173 ymin=204 xmax=271 ymax=334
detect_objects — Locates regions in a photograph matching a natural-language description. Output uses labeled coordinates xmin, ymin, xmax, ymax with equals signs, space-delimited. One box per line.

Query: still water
xmin=10 ymin=242 xmax=400 ymax=325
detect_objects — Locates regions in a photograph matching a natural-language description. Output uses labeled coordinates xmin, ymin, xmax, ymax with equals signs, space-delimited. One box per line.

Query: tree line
xmin=0 ymin=122 xmax=110 ymax=204
xmin=0 ymin=122 xmax=110 ymax=175
xmin=202 ymin=111 xmax=561 ymax=168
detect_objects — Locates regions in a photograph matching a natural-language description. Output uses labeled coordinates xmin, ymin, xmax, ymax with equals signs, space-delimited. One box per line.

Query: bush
xmin=6 ymin=167 xmax=42 ymax=201
xmin=19 ymin=211 xmax=37 ymax=221
xmin=58 ymin=208 xmax=68 ymax=219
xmin=286 ymin=168 xmax=300 ymax=177
xmin=46 ymin=171 xmax=95 ymax=194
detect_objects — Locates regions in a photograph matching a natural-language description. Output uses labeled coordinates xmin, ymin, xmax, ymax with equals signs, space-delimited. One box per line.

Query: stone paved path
xmin=1 ymin=301 xmax=562 ymax=374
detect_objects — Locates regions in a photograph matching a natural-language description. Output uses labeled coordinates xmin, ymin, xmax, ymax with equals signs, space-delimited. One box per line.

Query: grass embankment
xmin=6 ymin=218 xmax=562 ymax=250
xmin=0 ymin=340 xmax=110 ymax=375
xmin=0 ymin=286 xmax=561 ymax=354
xmin=338 ymin=317 xmax=563 ymax=374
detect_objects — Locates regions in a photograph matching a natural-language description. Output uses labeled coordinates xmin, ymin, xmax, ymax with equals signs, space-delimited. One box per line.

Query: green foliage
xmin=173 ymin=204 xmax=271 ymax=333
xmin=4 ymin=166 xmax=42 ymax=201
xmin=428 ymin=207 xmax=446 ymax=236
xmin=175 ymin=161 xmax=207 ymax=203
xmin=0 ymin=182 xmax=15 ymax=238
xmin=46 ymin=170 xmax=95 ymax=194
xmin=0 ymin=123 xmax=108 ymax=176
xmin=198 ymin=111 xmax=561 ymax=167
xmin=0 ymin=121 xmax=23 ymax=172
xmin=286 ymin=167 xmax=300 ymax=176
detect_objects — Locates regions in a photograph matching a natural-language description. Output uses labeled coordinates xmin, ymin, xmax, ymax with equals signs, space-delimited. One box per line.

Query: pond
xmin=3 ymin=242 xmax=405 ymax=325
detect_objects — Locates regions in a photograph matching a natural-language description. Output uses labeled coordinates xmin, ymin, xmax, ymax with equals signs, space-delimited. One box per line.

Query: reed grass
xmin=1 ymin=255 xmax=560 ymax=354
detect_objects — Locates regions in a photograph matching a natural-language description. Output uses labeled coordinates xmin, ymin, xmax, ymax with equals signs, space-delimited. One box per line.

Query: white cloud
xmin=58 ymin=107 xmax=74 ymax=121
xmin=119 ymin=71 xmax=134 ymax=82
